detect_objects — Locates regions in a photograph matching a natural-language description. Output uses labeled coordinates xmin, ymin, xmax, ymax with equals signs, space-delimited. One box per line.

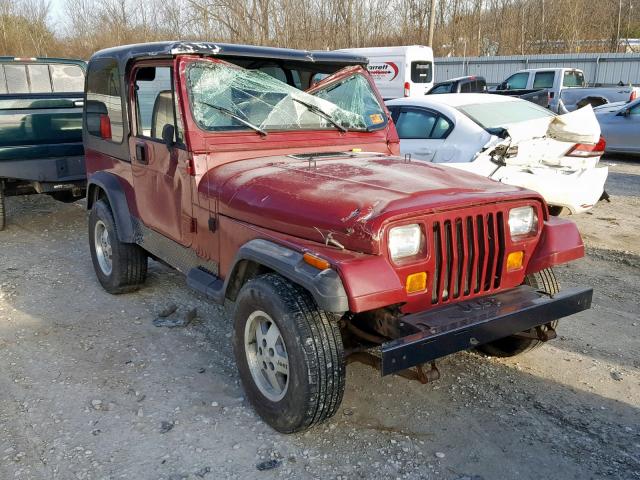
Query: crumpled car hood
xmin=200 ymin=153 xmax=537 ymax=254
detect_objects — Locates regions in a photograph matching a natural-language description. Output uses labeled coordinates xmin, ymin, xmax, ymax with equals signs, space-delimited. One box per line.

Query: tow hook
xmin=347 ymin=351 xmax=440 ymax=385
xmin=415 ymin=362 xmax=440 ymax=384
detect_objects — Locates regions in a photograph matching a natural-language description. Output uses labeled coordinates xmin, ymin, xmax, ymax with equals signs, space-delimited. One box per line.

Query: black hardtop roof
xmin=89 ymin=41 xmax=368 ymax=71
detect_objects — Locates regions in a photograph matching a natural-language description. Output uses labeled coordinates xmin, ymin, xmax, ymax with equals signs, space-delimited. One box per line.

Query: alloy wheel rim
xmin=94 ymin=220 xmax=113 ymax=275
xmin=244 ymin=310 xmax=289 ymax=402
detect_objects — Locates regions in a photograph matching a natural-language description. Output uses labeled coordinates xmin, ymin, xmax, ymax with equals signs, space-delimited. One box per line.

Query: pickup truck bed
xmin=0 ymin=58 xmax=86 ymax=230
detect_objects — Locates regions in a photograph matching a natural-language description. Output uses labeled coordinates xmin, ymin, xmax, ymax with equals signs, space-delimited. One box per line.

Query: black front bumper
xmin=381 ymin=285 xmax=592 ymax=375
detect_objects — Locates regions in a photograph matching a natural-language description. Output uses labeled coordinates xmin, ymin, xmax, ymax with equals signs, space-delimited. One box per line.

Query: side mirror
xmin=498 ymin=82 xmax=508 ymax=90
xmin=617 ymin=108 xmax=631 ymax=117
xmin=162 ymin=124 xmax=175 ymax=147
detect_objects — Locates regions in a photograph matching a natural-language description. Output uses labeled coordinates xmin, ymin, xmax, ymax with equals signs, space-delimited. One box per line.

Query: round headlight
xmin=509 ymin=206 xmax=537 ymax=237
xmin=389 ymin=224 xmax=422 ymax=261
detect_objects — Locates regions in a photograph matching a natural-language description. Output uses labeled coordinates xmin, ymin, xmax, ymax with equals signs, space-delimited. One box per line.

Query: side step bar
xmin=381 ymin=286 xmax=593 ymax=376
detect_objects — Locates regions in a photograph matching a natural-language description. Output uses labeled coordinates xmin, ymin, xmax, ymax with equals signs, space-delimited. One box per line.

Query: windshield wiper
xmin=292 ymin=97 xmax=347 ymax=133
xmin=198 ymin=100 xmax=267 ymax=137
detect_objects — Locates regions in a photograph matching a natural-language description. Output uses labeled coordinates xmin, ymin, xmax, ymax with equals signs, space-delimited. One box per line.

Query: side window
xmin=461 ymin=82 xmax=472 ymax=93
xmin=86 ymin=58 xmax=124 ymax=143
xmin=431 ymin=116 xmax=453 ymax=139
xmin=629 ymin=103 xmax=640 ymax=115
xmin=395 ymin=109 xmax=438 ymax=139
xmin=134 ymin=66 xmax=174 ymax=140
xmin=533 ymin=71 xmax=555 ymax=89
xmin=504 ymin=72 xmax=528 ymax=90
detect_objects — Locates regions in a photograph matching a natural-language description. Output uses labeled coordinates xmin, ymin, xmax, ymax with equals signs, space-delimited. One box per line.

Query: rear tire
xmin=233 ymin=273 xmax=345 ymax=433
xmin=476 ymin=268 xmax=559 ymax=357
xmin=88 ymin=199 xmax=147 ymax=294
xmin=0 ymin=182 xmax=5 ymax=231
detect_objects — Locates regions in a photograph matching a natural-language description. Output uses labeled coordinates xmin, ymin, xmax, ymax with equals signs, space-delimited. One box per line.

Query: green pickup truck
xmin=0 ymin=57 xmax=86 ymax=230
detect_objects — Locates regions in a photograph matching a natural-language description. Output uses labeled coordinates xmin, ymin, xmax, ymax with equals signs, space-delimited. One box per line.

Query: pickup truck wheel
xmin=88 ymin=199 xmax=147 ymax=294
xmin=0 ymin=183 xmax=5 ymax=231
xmin=477 ymin=268 xmax=559 ymax=357
xmin=233 ymin=273 xmax=345 ymax=433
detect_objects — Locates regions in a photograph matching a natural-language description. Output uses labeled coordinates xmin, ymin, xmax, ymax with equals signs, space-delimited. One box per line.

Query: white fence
xmin=434 ymin=53 xmax=640 ymax=86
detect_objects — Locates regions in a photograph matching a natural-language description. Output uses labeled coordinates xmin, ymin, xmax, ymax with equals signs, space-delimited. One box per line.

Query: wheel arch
xmin=224 ymin=239 xmax=349 ymax=314
xmin=86 ymin=172 xmax=135 ymax=243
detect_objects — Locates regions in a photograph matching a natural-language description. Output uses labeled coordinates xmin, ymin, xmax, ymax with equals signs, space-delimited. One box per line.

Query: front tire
xmin=233 ymin=273 xmax=345 ymax=433
xmin=476 ymin=268 xmax=559 ymax=357
xmin=88 ymin=199 xmax=147 ymax=294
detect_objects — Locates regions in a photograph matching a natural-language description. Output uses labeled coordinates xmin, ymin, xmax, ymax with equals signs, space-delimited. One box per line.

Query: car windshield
xmin=457 ymin=100 xmax=555 ymax=129
xmin=186 ymin=61 xmax=386 ymax=133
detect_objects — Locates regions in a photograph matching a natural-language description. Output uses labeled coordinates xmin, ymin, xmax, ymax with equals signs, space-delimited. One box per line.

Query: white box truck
xmin=336 ymin=45 xmax=434 ymax=99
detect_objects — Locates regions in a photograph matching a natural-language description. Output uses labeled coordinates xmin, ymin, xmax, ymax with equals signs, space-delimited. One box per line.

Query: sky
xmin=47 ymin=0 xmax=67 ymax=32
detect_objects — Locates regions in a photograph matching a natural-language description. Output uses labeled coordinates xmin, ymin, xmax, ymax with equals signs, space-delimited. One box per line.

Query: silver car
xmin=595 ymin=99 xmax=640 ymax=155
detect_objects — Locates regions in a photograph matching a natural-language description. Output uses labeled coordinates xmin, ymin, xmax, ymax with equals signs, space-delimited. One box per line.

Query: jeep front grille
xmin=431 ymin=212 xmax=506 ymax=304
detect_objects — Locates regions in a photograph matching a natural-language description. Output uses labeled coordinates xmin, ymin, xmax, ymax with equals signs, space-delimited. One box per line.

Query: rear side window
xmin=85 ymin=58 xmax=124 ymax=143
xmin=461 ymin=82 xmax=472 ymax=93
xmin=411 ymin=62 xmax=433 ymax=84
xmin=0 ymin=63 xmax=84 ymax=94
xmin=533 ymin=71 xmax=555 ymax=88
xmin=563 ymin=70 xmax=585 ymax=87
xmin=394 ymin=108 xmax=452 ymax=139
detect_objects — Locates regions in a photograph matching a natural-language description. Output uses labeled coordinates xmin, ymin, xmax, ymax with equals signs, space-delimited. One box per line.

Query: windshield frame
xmin=184 ymin=59 xmax=386 ymax=136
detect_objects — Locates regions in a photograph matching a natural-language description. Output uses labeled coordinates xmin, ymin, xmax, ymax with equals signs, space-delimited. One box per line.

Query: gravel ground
xmin=1 ymin=158 xmax=639 ymax=480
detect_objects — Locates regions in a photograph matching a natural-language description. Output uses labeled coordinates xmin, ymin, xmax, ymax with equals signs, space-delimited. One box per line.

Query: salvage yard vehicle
xmin=84 ymin=42 xmax=592 ymax=433
xmin=386 ymin=94 xmax=608 ymax=215
xmin=0 ymin=57 xmax=86 ymax=230
xmin=337 ymin=45 xmax=434 ymax=99
xmin=594 ymin=98 xmax=640 ymax=155
xmin=493 ymin=67 xmax=639 ymax=113
xmin=428 ymin=75 xmax=549 ymax=107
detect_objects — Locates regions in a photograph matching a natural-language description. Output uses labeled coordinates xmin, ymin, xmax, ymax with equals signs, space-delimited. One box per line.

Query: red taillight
xmin=566 ymin=136 xmax=606 ymax=157
xmin=404 ymin=81 xmax=410 ymax=97
xmin=99 ymin=114 xmax=112 ymax=140
xmin=630 ymin=90 xmax=637 ymax=102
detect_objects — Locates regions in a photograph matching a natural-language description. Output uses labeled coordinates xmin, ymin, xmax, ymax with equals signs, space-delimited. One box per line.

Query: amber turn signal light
xmin=303 ymin=253 xmax=330 ymax=270
xmin=506 ymin=251 xmax=524 ymax=271
xmin=406 ymin=272 xmax=427 ymax=293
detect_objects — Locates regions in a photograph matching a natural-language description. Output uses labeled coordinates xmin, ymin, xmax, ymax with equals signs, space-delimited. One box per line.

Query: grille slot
xmin=431 ymin=213 xmax=505 ymax=304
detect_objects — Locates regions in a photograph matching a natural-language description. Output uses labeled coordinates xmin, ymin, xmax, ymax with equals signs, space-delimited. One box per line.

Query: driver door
xmin=129 ymin=63 xmax=193 ymax=246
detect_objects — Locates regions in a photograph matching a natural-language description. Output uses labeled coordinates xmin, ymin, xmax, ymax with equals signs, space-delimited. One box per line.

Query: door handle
xmin=135 ymin=143 xmax=148 ymax=164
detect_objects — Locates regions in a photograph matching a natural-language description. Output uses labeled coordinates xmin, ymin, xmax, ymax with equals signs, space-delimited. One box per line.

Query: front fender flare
xmin=229 ymin=239 xmax=349 ymax=313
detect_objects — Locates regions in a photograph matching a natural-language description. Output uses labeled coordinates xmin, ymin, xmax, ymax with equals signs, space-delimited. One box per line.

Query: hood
xmin=201 ymin=153 xmax=539 ymax=254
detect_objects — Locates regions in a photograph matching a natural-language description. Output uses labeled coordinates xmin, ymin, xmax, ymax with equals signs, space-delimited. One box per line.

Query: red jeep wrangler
xmin=83 ymin=42 xmax=591 ymax=433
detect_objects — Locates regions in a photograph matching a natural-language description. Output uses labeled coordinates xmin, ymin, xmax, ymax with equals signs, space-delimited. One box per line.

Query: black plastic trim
xmin=381 ymin=285 xmax=593 ymax=375
xmin=86 ymin=171 xmax=135 ymax=242
xmin=187 ymin=239 xmax=349 ymax=313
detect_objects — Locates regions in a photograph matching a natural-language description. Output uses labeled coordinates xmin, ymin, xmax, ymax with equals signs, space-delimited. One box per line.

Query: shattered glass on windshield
xmin=186 ymin=61 xmax=384 ymax=133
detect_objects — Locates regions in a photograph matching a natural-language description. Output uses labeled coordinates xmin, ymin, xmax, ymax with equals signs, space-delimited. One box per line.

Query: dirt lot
xmin=1 ymin=157 xmax=639 ymax=480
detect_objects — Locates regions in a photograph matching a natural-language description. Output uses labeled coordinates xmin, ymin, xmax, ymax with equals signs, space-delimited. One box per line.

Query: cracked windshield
xmin=186 ymin=61 xmax=387 ymax=134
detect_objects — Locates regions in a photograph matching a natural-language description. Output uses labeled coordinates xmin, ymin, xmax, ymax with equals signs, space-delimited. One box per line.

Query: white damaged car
xmin=386 ymin=94 xmax=608 ymax=215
